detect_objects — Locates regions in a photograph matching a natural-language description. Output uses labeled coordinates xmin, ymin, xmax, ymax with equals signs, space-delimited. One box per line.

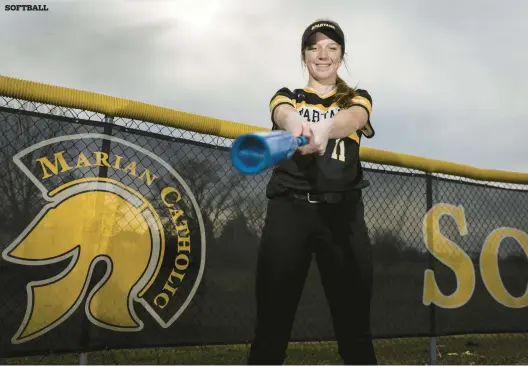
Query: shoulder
xmin=269 ymin=87 xmax=303 ymax=111
xmin=353 ymin=88 xmax=373 ymax=104
xmin=269 ymin=87 xmax=305 ymax=101
xmin=350 ymin=88 xmax=373 ymax=116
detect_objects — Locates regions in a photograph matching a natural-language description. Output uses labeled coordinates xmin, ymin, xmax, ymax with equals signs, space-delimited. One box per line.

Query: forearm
xmin=273 ymin=104 xmax=305 ymax=135
xmin=322 ymin=107 xmax=368 ymax=139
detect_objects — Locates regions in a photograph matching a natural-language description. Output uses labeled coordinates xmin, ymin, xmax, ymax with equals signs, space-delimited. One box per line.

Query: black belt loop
xmin=306 ymin=192 xmax=322 ymax=203
xmin=290 ymin=190 xmax=360 ymax=204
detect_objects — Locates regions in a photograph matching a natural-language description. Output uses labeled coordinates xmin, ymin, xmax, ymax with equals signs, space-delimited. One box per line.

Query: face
xmin=303 ymin=32 xmax=343 ymax=82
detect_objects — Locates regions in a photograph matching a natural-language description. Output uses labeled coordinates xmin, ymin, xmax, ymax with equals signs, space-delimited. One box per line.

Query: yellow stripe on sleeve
xmin=269 ymin=96 xmax=294 ymax=112
xmin=347 ymin=132 xmax=360 ymax=143
xmin=351 ymin=96 xmax=372 ymax=115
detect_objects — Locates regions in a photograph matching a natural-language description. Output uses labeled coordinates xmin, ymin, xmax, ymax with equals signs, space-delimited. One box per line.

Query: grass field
xmin=4 ymin=333 xmax=527 ymax=365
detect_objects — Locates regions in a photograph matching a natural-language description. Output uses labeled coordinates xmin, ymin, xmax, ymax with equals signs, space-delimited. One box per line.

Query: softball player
xmin=247 ymin=19 xmax=378 ymax=365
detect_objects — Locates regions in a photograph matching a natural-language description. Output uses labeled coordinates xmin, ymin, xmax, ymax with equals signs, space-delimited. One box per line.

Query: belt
xmin=289 ymin=190 xmax=361 ymax=204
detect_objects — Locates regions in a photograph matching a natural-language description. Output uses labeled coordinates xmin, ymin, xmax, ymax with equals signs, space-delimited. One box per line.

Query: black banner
xmin=0 ymin=106 xmax=527 ymax=358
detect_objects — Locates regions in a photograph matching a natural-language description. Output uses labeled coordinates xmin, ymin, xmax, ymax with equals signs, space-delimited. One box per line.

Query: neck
xmin=306 ymin=75 xmax=337 ymax=96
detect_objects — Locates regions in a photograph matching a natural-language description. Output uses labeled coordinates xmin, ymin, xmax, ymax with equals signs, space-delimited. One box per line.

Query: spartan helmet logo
xmin=2 ymin=134 xmax=206 ymax=344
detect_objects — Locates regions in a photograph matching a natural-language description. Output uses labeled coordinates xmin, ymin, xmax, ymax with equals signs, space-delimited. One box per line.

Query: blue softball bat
xmin=230 ymin=131 xmax=309 ymax=174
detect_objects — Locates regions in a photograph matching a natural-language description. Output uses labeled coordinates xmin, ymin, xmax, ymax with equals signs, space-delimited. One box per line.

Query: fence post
xmin=426 ymin=172 xmax=437 ymax=365
xmin=98 ymin=115 xmax=114 ymax=178
xmin=78 ymin=115 xmax=115 ymax=366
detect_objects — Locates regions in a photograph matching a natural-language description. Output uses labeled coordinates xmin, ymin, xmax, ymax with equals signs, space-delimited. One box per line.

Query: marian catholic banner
xmin=0 ymin=102 xmax=527 ymax=358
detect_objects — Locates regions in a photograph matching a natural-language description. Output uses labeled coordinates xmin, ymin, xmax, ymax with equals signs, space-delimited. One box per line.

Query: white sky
xmin=1 ymin=0 xmax=527 ymax=173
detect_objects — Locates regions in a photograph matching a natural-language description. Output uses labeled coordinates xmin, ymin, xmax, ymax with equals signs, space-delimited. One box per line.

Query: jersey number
xmin=331 ymin=138 xmax=345 ymax=162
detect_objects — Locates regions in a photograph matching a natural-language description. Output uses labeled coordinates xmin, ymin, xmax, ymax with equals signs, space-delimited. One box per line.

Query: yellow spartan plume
xmin=7 ymin=190 xmax=153 ymax=341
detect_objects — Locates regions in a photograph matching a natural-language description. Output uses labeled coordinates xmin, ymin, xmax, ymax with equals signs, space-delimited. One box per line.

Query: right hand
xmin=280 ymin=109 xmax=318 ymax=155
xmin=296 ymin=122 xmax=321 ymax=155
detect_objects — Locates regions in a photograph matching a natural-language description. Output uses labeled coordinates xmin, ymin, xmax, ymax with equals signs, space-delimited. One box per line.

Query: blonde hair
xmin=335 ymin=75 xmax=357 ymax=109
xmin=301 ymin=19 xmax=357 ymax=109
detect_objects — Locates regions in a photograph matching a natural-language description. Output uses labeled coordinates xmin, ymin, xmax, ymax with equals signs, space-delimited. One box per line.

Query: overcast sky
xmin=1 ymin=0 xmax=527 ymax=174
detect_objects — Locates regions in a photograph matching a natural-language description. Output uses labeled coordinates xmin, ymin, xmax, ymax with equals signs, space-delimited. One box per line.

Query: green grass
xmin=4 ymin=334 xmax=528 ymax=365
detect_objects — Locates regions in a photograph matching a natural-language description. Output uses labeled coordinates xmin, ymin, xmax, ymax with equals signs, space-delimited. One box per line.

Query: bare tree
xmin=152 ymin=155 xmax=245 ymax=238
xmin=0 ymin=102 xmax=77 ymax=234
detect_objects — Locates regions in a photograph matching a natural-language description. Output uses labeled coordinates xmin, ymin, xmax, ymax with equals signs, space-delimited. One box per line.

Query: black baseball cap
xmin=301 ymin=20 xmax=345 ymax=53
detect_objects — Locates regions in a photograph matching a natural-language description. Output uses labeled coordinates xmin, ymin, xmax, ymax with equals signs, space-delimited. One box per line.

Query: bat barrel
xmin=231 ymin=134 xmax=271 ymax=174
xmin=231 ymin=131 xmax=307 ymax=175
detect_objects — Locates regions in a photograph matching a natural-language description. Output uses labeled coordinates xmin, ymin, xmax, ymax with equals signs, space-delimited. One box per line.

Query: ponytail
xmin=335 ymin=75 xmax=357 ymax=109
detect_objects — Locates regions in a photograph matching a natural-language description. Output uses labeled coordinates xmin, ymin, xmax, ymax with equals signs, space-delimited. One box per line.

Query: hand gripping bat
xmin=230 ymin=130 xmax=308 ymax=174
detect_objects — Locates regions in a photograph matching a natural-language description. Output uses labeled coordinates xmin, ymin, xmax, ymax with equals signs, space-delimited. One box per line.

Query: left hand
xmin=296 ymin=122 xmax=319 ymax=155
xmin=306 ymin=120 xmax=331 ymax=156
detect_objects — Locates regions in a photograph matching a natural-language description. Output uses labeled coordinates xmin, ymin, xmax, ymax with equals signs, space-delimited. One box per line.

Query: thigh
xmin=255 ymin=197 xmax=314 ymax=314
xmin=315 ymin=198 xmax=374 ymax=312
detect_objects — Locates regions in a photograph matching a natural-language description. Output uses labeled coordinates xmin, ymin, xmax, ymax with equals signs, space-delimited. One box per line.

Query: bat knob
xmin=297 ymin=136 xmax=308 ymax=146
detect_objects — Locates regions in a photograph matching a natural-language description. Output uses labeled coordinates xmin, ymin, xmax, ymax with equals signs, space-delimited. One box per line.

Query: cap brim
xmin=302 ymin=28 xmax=344 ymax=48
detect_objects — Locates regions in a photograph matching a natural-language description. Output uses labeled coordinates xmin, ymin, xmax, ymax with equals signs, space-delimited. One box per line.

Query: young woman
xmin=247 ymin=19 xmax=378 ymax=365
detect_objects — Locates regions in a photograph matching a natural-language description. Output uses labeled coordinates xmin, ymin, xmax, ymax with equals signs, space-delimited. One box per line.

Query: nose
xmin=317 ymin=48 xmax=328 ymax=60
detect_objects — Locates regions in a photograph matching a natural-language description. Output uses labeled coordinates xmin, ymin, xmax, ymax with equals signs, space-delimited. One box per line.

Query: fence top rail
xmin=1 ymin=74 xmax=528 ymax=185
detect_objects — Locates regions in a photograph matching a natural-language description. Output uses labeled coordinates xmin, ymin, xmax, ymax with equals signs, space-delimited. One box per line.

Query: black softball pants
xmin=248 ymin=191 xmax=377 ymax=365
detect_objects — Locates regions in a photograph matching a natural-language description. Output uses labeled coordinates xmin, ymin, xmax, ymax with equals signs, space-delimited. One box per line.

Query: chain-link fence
xmin=0 ymin=96 xmax=527 ymax=365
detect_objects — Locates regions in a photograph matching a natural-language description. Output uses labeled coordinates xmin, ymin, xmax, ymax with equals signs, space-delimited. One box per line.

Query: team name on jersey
xmin=298 ymin=104 xmax=340 ymax=123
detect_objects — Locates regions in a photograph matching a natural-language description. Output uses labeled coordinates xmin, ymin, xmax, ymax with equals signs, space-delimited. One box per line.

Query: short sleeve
xmin=269 ymin=87 xmax=296 ymax=126
xmin=351 ymin=89 xmax=375 ymax=138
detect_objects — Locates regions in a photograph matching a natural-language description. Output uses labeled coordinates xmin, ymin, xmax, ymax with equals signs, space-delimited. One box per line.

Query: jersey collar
xmin=303 ymin=87 xmax=336 ymax=99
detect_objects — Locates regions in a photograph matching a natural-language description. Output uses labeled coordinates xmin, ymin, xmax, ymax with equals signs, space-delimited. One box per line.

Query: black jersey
xmin=265 ymin=86 xmax=374 ymax=196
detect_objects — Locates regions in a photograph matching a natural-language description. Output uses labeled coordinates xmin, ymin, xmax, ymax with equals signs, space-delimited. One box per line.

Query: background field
xmin=4 ymin=333 xmax=528 ymax=365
